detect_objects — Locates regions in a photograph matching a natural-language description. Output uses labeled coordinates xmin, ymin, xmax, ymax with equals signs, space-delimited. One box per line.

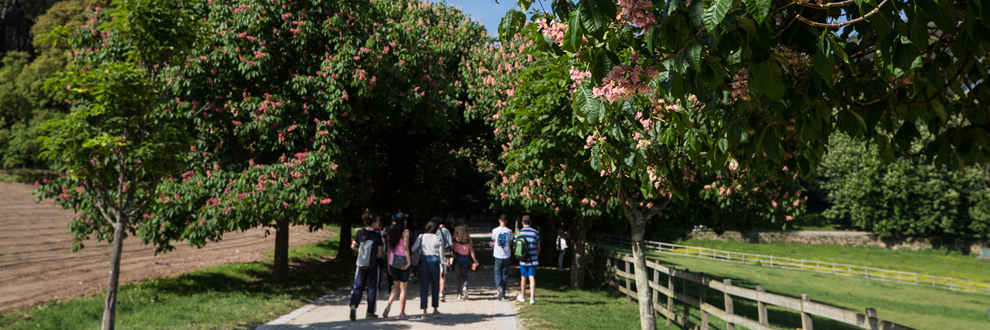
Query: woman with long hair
xmin=452 ymin=221 xmax=479 ymax=300
xmin=383 ymin=214 xmax=411 ymax=320
xmin=411 ymin=217 xmax=445 ymax=319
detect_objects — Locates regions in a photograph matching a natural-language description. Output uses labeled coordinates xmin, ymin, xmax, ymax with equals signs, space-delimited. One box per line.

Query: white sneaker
xmin=516 ymin=294 xmax=525 ymax=302
xmin=530 ymin=298 xmax=535 ymax=305
xmin=462 ymin=287 xmax=468 ymax=299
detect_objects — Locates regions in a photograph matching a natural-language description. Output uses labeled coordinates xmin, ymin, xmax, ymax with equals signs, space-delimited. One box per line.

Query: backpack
xmin=514 ymin=235 xmax=531 ymax=261
xmin=355 ymin=230 xmax=376 ymax=268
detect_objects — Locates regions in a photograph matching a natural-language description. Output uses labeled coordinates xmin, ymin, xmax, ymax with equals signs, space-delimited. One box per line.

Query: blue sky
xmin=429 ymin=0 xmax=550 ymax=38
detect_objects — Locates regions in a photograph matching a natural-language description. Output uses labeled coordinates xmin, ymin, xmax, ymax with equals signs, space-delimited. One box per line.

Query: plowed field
xmin=0 ymin=182 xmax=333 ymax=312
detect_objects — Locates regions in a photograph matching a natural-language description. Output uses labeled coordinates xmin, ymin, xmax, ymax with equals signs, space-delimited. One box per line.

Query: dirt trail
xmin=0 ymin=182 xmax=333 ymax=313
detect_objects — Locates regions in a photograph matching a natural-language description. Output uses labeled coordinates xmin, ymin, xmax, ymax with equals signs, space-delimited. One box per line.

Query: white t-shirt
xmin=491 ymin=226 xmax=513 ymax=260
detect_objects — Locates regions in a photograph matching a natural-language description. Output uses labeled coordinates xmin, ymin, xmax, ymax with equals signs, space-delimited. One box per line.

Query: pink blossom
xmin=616 ymin=0 xmax=656 ymax=32
xmin=319 ymin=198 xmax=332 ymax=204
xmin=592 ymin=64 xmax=658 ymax=102
xmin=536 ymin=19 xmax=568 ymax=45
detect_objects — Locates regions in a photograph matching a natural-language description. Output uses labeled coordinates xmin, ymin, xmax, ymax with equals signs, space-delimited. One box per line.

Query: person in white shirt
xmin=490 ymin=215 xmax=513 ymax=301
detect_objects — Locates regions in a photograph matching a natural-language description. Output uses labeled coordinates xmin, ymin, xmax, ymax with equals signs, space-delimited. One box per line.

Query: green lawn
xmin=591 ymin=243 xmax=990 ymax=330
xmin=516 ymin=267 xmax=681 ymax=330
xmin=0 ymin=228 xmax=350 ymax=330
xmin=676 ymin=238 xmax=990 ymax=283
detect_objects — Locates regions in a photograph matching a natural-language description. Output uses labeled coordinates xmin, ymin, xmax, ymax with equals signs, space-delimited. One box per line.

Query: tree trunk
xmin=628 ymin=212 xmax=655 ymax=330
xmin=618 ymin=189 xmax=669 ymax=330
xmin=272 ymin=218 xmax=290 ymax=283
xmin=338 ymin=210 xmax=353 ymax=260
xmin=101 ymin=215 xmax=127 ymax=330
xmin=570 ymin=216 xmax=590 ymax=289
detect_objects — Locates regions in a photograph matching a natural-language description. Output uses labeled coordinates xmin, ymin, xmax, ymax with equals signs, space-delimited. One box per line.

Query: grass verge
xmin=677 ymin=238 xmax=990 ymax=282
xmin=516 ymin=266 xmax=681 ymax=330
xmin=0 ymin=229 xmax=349 ymax=330
xmin=597 ymin=243 xmax=990 ymax=330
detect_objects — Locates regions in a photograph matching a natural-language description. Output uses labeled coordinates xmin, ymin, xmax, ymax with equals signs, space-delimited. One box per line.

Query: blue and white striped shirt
xmin=517 ymin=227 xmax=540 ymax=266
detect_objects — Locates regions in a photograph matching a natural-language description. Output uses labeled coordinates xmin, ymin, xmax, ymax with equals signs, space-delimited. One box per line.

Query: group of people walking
xmin=347 ymin=212 xmax=565 ymax=321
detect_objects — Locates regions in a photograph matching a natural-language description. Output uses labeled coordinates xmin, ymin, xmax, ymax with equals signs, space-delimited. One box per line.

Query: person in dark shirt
xmin=349 ymin=213 xmax=383 ymax=321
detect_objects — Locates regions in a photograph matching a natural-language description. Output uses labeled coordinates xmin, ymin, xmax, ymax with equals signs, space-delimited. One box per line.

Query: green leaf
xmin=562 ymin=9 xmax=585 ymax=52
xmin=762 ymin=125 xmax=780 ymax=161
xmin=518 ymin=0 xmax=534 ymax=11
xmin=894 ymin=121 xmax=921 ymax=150
xmin=930 ymin=99 xmax=948 ymax=122
xmin=552 ymin=0 xmax=576 ymax=20
xmin=498 ymin=9 xmax=527 ymax=43
xmin=742 ymin=0 xmax=770 ymax=23
xmin=579 ymin=0 xmax=612 ymax=40
xmin=704 ymin=0 xmax=733 ymax=35
xmin=736 ymin=17 xmax=757 ymax=37
xmin=574 ymin=83 xmax=602 ymax=124
xmin=751 ymin=60 xmax=784 ymax=101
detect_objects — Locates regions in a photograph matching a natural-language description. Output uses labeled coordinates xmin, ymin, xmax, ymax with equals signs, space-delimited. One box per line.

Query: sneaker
xmin=456 ymin=294 xmax=463 ymax=300
xmin=349 ymin=307 xmax=356 ymax=321
xmin=383 ymin=306 xmax=390 ymax=318
xmin=462 ymin=286 xmax=468 ymax=299
xmin=516 ymin=294 xmax=525 ymax=302
xmin=366 ymin=313 xmax=379 ymax=320
xmin=439 ymin=295 xmax=446 ymax=302
xmin=398 ymin=313 xmax=410 ymax=320
xmin=530 ymin=298 xmax=535 ymax=305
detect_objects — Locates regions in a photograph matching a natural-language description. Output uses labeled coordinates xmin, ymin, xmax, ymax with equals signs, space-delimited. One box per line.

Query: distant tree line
xmin=0 ymin=0 xmax=107 ymax=169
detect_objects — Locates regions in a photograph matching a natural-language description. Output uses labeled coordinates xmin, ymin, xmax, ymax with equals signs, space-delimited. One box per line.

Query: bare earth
xmin=0 ymin=182 xmax=333 ymax=313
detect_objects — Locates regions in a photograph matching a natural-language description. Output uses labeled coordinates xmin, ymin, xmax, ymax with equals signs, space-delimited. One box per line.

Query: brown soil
xmin=0 ymin=182 xmax=335 ymax=313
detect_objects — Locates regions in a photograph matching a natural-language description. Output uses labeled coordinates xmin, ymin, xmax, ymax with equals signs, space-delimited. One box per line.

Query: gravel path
xmin=257 ymin=220 xmax=522 ymax=330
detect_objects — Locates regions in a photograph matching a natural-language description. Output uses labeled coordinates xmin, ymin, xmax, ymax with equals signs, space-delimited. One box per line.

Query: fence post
xmin=654 ymin=268 xmax=661 ymax=314
xmin=667 ymin=267 xmax=675 ymax=326
xmin=801 ymin=294 xmax=813 ymax=330
xmin=699 ymin=272 xmax=709 ymax=330
xmin=724 ymin=279 xmax=735 ymax=330
xmin=683 ymin=269 xmax=691 ymax=328
xmin=606 ymin=257 xmax=613 ymax=294
xmin=757 ymin=285 xmax=768 ymax=326
xmin=866 ymin=308 xmax=878 ymax=330
xmin=626 ymin=255 xmax=632 ymax=303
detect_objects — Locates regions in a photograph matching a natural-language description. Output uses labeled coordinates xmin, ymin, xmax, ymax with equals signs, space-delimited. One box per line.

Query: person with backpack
xmin=515 ymin=215 xmax=540 ymax=305
xmin=411 ymin=218 xmax=445 ymax=319
xmin=452 ymin=221 xmax=479 ymax=300
xmin=349 ymin=213 xmax=383 ymax=321
xmin=490 ymin=214 xmax=513 ymax=300
xmin=383 ymin=213 xmax=411 ymax=320
xmin=436 ymin=217 xmax=454 ymax=302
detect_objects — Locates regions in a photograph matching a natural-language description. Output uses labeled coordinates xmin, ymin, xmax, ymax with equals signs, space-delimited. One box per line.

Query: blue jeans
xmin=493 ymin=258 xmax=509 ymax=295
xmin=349 ymin=266 xmax=379 ymax=314
xmin=419 ymin=255 xmax=441 ymax=309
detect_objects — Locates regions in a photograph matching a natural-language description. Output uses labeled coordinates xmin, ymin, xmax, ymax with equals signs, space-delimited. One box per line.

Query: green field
xmin=0 ymin=229 xmax=349 ymax=330
xmin=677 ymin=238 xmax=990 ymax=283
xmin=589 ymin=242 xmax=990 ymax=330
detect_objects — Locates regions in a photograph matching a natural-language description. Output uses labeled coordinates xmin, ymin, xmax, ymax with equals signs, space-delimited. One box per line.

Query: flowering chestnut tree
xmin=33 ymin=1 xmax=196 ymax=329
xmin=497 ymin=0 xmax=990 ymax=327
xmin=148 ymin=0 xmax=487 ymax=282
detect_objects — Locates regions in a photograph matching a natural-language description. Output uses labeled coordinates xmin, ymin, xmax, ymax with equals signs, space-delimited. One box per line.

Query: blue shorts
xmin=453 ymin=253 xmax=471 ymax=268
xmin=520 ymin=265 xmax=536 ymax=277
xmin=390 ymin=266 xmax=410 ymax=282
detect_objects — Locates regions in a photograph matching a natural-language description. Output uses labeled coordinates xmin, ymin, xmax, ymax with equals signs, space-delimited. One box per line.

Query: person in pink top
xmin=383 ymin=213 xmax=411 ymax=320
xmin=451 ymin=221 xmax=479 ymax=300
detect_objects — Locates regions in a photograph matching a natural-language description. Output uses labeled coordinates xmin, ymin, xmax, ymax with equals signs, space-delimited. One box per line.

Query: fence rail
xmin=591 ymin=245 xmax=916 ymax=330
xmin=592 ymin=233 xmax=990 ymax=295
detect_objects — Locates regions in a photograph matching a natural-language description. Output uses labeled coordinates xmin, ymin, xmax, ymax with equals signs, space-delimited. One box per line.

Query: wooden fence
xmin=592 ymin=233 xmax=990 ymax=295
xmin=589 ymin=245 xmax=916 ymax=330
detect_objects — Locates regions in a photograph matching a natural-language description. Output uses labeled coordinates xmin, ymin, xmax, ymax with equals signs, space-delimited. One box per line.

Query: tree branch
xmin=793 ymin=0 xmax=857 ymax=9
xmin=796 ymin=0 xmax=888 ymax=29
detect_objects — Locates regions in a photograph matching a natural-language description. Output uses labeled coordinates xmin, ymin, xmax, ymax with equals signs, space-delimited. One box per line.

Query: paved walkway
xmin=256 ymin=219 xmax=522 ymax=330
